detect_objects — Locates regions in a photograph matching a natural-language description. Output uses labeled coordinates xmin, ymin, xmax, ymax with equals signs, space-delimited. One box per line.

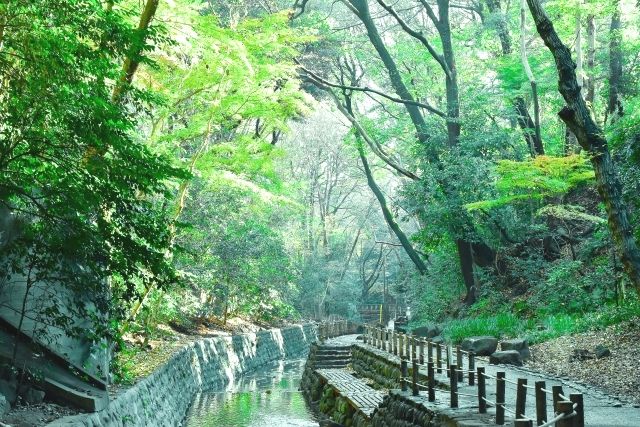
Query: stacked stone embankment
xmin=49 ymin=324 xmax=316 ymax=427
xmin=304 ymin=341 xmax=501 ymax=427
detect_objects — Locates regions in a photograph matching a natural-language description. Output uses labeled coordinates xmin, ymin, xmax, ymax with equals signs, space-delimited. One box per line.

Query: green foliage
xmin=442 ymin=312 xmax=535 ymax=344
xmin=0 ymin=0 xmax=185 ymax=345
xmin=467 ymin=155 xmax=595 ymax=211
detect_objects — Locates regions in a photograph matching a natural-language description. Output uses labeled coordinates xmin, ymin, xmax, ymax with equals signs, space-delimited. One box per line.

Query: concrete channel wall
xmin=49 ymin=324 xmax=316 ymax=427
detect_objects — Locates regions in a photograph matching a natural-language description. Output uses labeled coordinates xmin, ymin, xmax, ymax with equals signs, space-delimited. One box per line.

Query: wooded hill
xmin=1 ymin=0 xmax=640 ymax=382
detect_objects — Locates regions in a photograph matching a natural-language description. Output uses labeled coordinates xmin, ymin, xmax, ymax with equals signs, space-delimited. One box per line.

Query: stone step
xmin=316 ymin=345 xmax=351 ymax=351
xmin=314 ymin=363 xmax=350 ymax=369
xmin=315 ymin=355 xmax=351 ymax=361
xmin=315 ymin=351 xmax=351 ymax=357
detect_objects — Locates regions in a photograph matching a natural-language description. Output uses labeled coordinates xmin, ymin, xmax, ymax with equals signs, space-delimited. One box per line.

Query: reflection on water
xmin=184 ymin=359 xmax=319 ymax=427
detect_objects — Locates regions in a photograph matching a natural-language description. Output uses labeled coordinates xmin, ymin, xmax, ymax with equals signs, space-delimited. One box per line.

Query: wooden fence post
xmin=514 ymin=420 xmax=533 ymax=427
xmin=535 ymin=381 xmax=547 ymax=426
xmin=446 ymin=345 xmax=451 ymax=378
xmin=411 ymin=336 xmax=417 ymax=361
xmin=450 ymin=364 xmax=458 ymax=408
xmin=401 ymin=358 xmax=408 ymax=392
xmin=419 ymin=339 xmax=425 ymax=364
xmin=428 ymin=361 xmax=435 ymax=402
xmin=556 ymin=400 xmax=574 ymax=427
xmin=477 ymin=366 xmax=486 ymax=414
xmin=436 ymin=343 xmax=442 ymax=373
xmin=516 ymin=378 xmax=528 ymax=419
xmin=468 ymin=351 xmax=475 ymax=386
xmin=570 ymin=393 xmax=584 ymax=427
xmin=406 ymin=334 xmax=411 ymax=359
xmin=412 ymin=359 xmax=419 ymax=396
xmin=496 ymin=371 xmax=506 ymax=425
xmin=393 ymin=332 xmax=398 ymax=355
xmin=456 ymin=345 xmax=463 ymax=382
xmin=427 ymin=339 xmax=433 ymax=363
xmin=552 ymin=385 xmax=564 ymax=413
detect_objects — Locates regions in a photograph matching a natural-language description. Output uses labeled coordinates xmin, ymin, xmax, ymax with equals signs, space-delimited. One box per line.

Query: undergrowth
xmin=423 ymin=299 xmax=640 ymax=345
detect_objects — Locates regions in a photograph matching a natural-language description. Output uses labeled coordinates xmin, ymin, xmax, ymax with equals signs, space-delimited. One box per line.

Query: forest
xmin=1 ymin=0 xmax=640 ymax=390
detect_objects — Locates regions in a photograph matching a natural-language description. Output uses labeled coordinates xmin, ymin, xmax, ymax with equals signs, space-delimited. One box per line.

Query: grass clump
xmin=437 ymin=299 xmax=640 ymax=345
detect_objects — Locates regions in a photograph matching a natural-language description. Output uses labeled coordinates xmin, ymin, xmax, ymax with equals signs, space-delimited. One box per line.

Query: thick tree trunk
xmin=485 ymin=0 xmax=512 ymax=54
xmin=349 ymin=0 xmax=430 ymax=143
xmin=437 ymin=0 xmax=461 ymax=146
xmin=527 ymin=0 xmax=640 ymax=292
xmin=456 ymin=240 xmax=477 ymax=304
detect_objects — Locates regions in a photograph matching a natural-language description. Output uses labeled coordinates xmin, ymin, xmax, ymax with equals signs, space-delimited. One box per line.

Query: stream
xmin=183 ymin=359 xmax=319 ymax=427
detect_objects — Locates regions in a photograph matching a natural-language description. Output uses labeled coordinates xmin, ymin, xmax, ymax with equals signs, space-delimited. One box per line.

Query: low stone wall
xmin=371 ymin=391 xmax=497 ymax=427
xmin=351 ymin=345 xmax=403 ymax=390
xmin=49 ymin=324 xmax=316 ymax=427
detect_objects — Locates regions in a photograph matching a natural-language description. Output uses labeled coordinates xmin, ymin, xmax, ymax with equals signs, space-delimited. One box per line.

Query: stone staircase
xmin=313 ymin=345 xmax=352 ymax=369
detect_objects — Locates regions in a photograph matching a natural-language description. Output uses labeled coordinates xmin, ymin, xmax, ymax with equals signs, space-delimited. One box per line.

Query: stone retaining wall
xmin=351 ymin=345 xmax=403 ymax=390
xmin=371 ymin=391 xmax=497 ymax=427
xmin=49 ymin=324 xmax=316 ymax=427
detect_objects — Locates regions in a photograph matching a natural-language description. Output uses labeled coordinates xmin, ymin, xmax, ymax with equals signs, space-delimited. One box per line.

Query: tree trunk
xmin=112 ymin=0 xmax=160 ymax=102
xmin=456 ymin=240 xmax=477 ymax=304
xmin=357 ymin=141 xmax=427 ymax=275
xmin=487 ymin=0 xmax=543 ymax=155
xmin=485 ymin=0 xmax=512 ymax=54
xmin=349 ymin=0 xmax=430 ymax=143
xmin=585 ymin=13 xmax=596 ymax=104
xmin=520 ymin=0 xmax=544 ymax=156
xmin=526 ymin=0 xmax=640 ymax=292
xmin=607 ymin=0 xmax=624 ymax=121
xmin=437 ymin=0 xmax=461 ymax=146
xmin=514 ymin=96 xmax=543 ymax=155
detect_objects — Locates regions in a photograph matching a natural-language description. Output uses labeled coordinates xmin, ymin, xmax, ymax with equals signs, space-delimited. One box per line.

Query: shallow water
xmin=183 ymin=359 xmax=319 ymax=427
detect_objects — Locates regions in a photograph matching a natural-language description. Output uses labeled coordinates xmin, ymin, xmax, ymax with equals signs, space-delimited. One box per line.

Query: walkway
xmin=361 ymin=339 xmax=640 ymax=426
xmin=316 ymin=369 xmax=384 ymax=417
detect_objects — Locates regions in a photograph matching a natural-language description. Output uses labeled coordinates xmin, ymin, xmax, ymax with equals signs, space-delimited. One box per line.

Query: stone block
xmin=22 ymin=387 xmax=46 ymax=405
xmin=489 ymin=350 xmax=523 ymax=366
xmin=412 ymin=324 xmax=442 ymax=338
xmin=461 ymin=336 xmax=498 ymax=356
xmin=500 ymin=338 xmax=530 ymax=360
xmin=595 ymin=344 xmax=611 ymax=359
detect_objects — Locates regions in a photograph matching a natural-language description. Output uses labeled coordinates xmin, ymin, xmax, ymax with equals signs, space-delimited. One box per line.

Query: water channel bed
xmin=183 ymin=359 xmax=319 ymax=427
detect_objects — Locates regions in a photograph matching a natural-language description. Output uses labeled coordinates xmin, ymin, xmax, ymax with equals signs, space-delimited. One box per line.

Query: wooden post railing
xmin=358 ymin=326 xmax=586 ymax=427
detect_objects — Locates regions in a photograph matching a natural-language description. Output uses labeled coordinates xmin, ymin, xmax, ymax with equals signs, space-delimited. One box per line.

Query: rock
xmin=570 ymin=349 xmax=595 ymax=362
xmin=0 ymin=394 xmax=10 ymax=416
xmin=595 ymin=344 xmax=611 ymax=359
xmin=22 ymin=387 xmax=45 ymax=405
xmin=430 ymin=336 xmax=444 ymax=344
xmin=500 ymin=339 xmax=531 ymax=360
xmin=412 ymin=324 xmax=442 ymax=339
xmin=461 ymin=336 xmax=498 ymax=356
xmin=0 ymin=380 xmax=17 ymax=404
xmin=489 ymin=350 xmax=523 ymax=366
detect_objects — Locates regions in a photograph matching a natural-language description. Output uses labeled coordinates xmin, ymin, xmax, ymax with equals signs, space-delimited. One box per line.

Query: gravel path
xmin=525 ymin=318 xmax=640 ymax=405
